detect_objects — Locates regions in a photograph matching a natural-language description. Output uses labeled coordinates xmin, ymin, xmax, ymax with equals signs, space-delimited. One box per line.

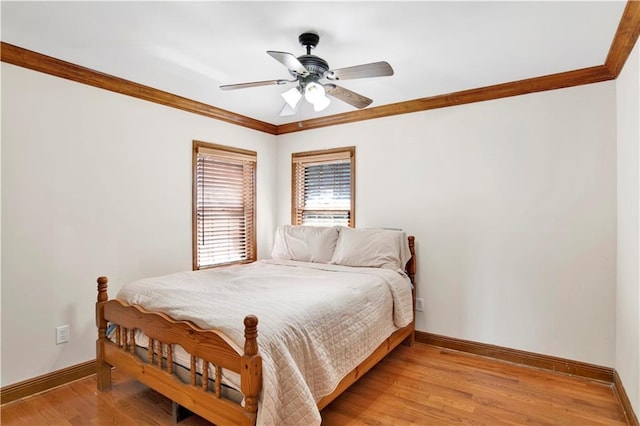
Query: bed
xmin=95 ymin=226 xmax=416 ymax=425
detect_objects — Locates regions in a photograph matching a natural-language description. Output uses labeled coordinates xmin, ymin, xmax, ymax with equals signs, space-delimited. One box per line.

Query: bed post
xmin=404 ymin=236 xmax=416 ymax=346
xmin=96 ymin=276 xmax=112 ymax=391
xmin=241 ymin=315 xmax=262 ymax=426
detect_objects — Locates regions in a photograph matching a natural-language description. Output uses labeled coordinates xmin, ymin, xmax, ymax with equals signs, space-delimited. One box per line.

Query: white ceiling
xmin=1 ymin=1 xmax=627 ymax=125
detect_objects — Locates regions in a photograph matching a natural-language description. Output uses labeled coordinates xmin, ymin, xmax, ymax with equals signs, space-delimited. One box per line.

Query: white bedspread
xmin=116 ymin=259 xmax=413 ymax=426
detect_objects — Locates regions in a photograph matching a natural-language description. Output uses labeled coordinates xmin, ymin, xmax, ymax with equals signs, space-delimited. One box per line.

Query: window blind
xmin=193 ymin=142 xmax=256 ymax=269
xmin=292 ymin=147 xmax=355 ymax=227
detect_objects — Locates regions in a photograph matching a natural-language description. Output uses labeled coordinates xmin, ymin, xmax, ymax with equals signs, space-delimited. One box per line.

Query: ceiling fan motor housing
xmin=297 ymin=55 xmax=329 ymax=77
xmin=294 ymin=32 xmax=329 ymax=83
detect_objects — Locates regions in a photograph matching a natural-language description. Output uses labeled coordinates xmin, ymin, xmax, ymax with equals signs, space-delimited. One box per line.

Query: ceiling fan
xmin=220 ymin=32 xmax=394 ymax=116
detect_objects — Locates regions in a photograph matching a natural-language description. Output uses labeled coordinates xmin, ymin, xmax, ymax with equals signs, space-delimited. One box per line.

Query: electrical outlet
xmin=56 ymin=325 xmax=70 ymax=344
xmin=415 ymin=298 xmax=424 ymax=312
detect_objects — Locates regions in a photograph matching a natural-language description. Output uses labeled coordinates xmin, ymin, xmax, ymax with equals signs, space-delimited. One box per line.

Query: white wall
xmin=276 ymin=82 xmax=617 ymax=366
xmin=0 ymin=59 xmax=622 ymax=387
xmin=0 ymin=63 xmax=278 ymax=386
xmin=616 ymin=40 xmax=640 ymax=415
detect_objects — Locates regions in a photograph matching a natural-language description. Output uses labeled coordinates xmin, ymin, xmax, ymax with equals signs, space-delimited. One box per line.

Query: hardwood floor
xmin=1 ymin=343 xmax=629 ymax=425
xmin=323 ymin=344 xmax=628 ymax=425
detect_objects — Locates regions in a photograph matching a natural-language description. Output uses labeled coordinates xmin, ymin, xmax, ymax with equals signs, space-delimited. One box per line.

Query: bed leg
xmin=403 ymin=330 xmax=415 ymax=347
xmin=172 ymin=401 xmax=194 ymax=423
xmin=96 ymin=276 xmax=112 ymax=391
xmin=96 ymin=345 xmax=112 ymax=391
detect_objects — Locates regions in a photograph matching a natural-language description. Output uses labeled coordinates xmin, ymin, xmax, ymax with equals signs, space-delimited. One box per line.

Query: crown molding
xmin=1 ymin=0 xmax=638 ymax=134
xmin=277 ymin=0 xmax=638 ymax=134
xmin=0 ymin=42 xmax=278 ymax=135
xmin=276 ymin=65 xmax=613 ymax=134
xmin=605 ymin=0 xmax=640 ymax=78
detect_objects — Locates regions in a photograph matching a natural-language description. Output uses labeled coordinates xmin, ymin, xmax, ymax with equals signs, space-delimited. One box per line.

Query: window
xmin=193 ymin=141 xmax=256 ymax=269
xmin=292 ymin=147 xmax=355 ymax=227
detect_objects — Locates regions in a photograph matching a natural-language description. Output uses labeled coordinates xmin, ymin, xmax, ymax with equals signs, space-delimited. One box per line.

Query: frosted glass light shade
xmin=281 ymin=87 xmax=302 ymax=108
xmin=304 ymin=82 xmax=330 ymax=111
xmin=279 ymin=102 xmax=298 ymax=116
xmin=313 ymin=95 xmax=331 ymax=111
xmin=304 ymin=82 xmax=325 ymax=103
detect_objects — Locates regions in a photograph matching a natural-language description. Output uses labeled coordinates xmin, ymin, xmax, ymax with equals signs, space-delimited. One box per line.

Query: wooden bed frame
xmin=95 ymin=236 xmax=416 ymax=425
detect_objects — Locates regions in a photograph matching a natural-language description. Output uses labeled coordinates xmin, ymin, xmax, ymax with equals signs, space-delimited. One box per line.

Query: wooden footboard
xmin=95 ymin=277 xmax=262 ymax=426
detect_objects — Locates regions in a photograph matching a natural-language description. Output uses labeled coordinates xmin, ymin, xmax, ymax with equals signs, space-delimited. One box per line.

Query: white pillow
xmin=330 ymin=227 xmax=411 ymax=271
xmin=271 ymin=225 xmax=339 ymax=263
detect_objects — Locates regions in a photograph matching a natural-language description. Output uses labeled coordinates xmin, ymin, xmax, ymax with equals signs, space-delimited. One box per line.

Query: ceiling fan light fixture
xmin=279 ymin=102 xmax=298 ymax=117
xmin=221 ymin=33 xmax=393 ymax=115
xmin=304 ymin=82 xmax=330 ymax=111
xmin=312 ymin=94 xmax=331 ymax=112
xmin=304 ymin=82 xmax=324 ymax=103
xmin=281 ymin=86 xmax=302 ymax=108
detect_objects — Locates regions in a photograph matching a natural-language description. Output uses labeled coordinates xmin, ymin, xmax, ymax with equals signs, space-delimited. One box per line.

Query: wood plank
xmin=74 ymin=377 xmax=164 ymax=425
xmin=0 ymin=360 xmax=96 ymax=404
xmin=103 ymin=300 xmax=243 ymax=371
xmin=2 ymin=343 xmax=629 ymax=426
xmin=103 ymin=344 xmax=246 ymax=426
xmin=316 ymin=324 xmax=414 ymax=410
xmin=614 ymin=369 xmax=640 ymax=425
xmin=321 ymin=345 xmax=628 ymax=425
xmin=417 ymin=330 xmax=615 ymax=382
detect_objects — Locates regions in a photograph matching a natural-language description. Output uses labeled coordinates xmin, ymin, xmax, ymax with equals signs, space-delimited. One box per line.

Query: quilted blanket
xmin=116 ymin=259 xmax=413 ymax=426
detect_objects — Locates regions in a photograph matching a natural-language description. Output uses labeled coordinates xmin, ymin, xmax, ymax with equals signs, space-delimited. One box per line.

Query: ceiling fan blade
xmin=267 ymin=51 xmax=309 ymax=77
xmin=324 ymin=84 xmax=372 ymax=109
xmin=220 ymin=79 xmax=291 ymax=90
xmin=325 ymin=61 xmax=394 ymax=80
